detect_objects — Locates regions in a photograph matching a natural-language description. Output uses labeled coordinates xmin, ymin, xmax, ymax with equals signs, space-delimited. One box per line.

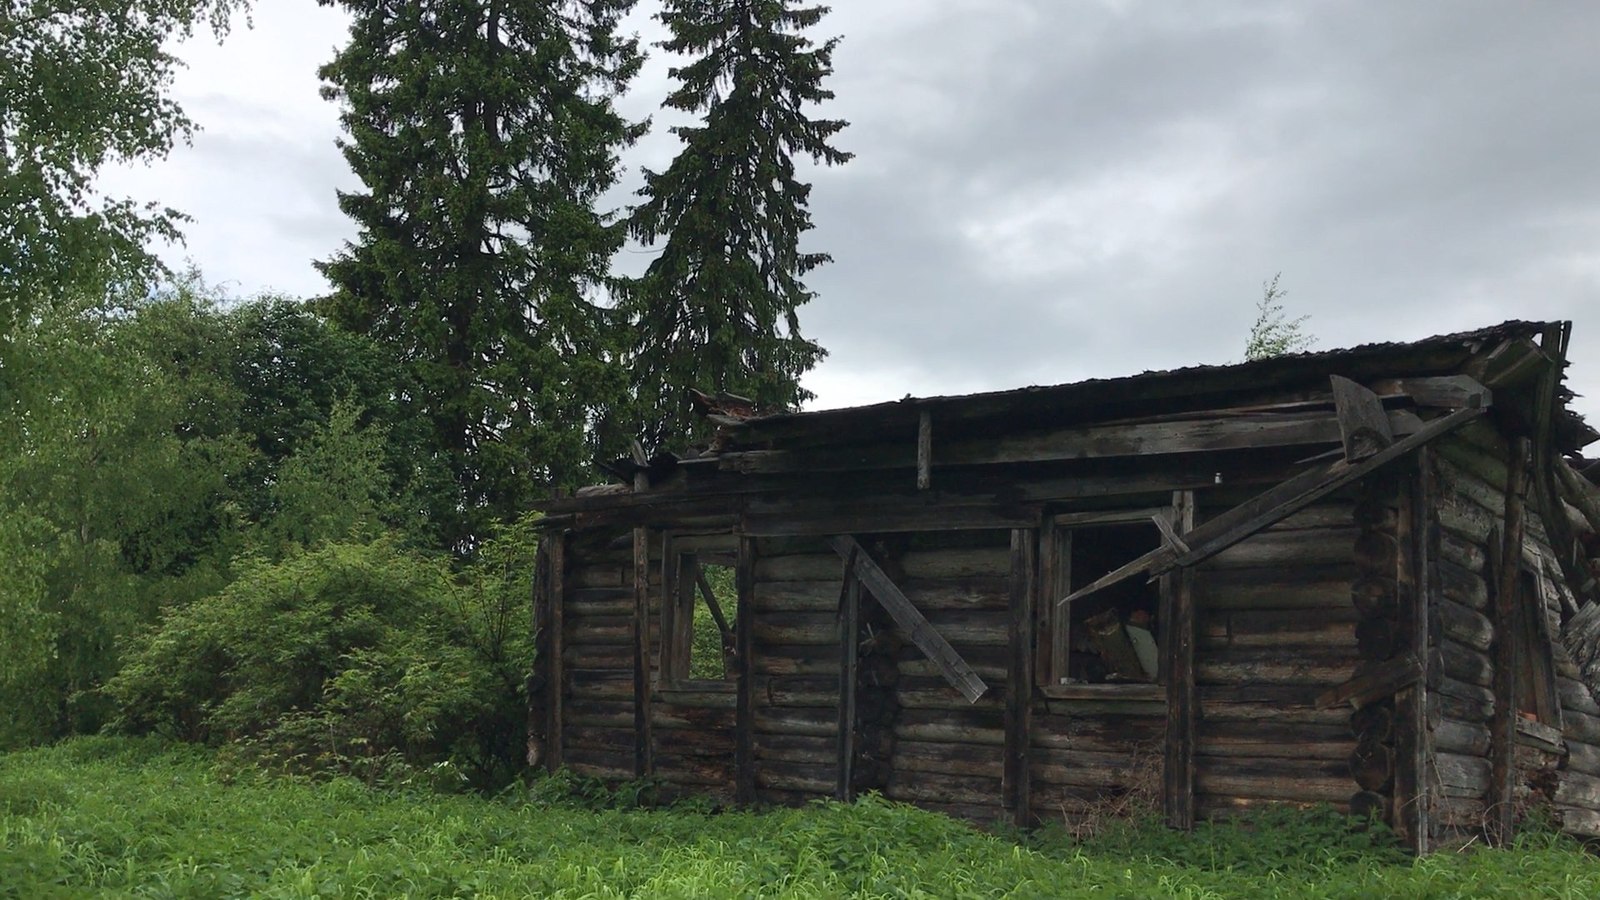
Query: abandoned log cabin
xmin=528 ymin=320 xmax=1600 ymax=853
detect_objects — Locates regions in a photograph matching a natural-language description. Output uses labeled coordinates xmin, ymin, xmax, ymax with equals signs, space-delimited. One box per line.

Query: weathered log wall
xmin=1429 ymin=426 xmax=1600 ymax=842
xmin=1191 ymin=500 xmax=1363 ymax=818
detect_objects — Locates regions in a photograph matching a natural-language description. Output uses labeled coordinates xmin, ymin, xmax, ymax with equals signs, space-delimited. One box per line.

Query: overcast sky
xmin=104 ymin=1 xmax=1600 ymax=433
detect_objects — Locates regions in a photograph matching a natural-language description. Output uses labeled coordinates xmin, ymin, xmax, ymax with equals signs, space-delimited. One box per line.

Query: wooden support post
xmin=916 ymin=410 xmax=933 ymax=491
xmin=831 ymin=535 xmax=990 ymax=702
xmin=632 ymin=526 xmax=653 ymax=778
xmin=735 ymin=535 xmax=756 ymax=805
xmin=836 ymin=549 xmax=860 ymax=802
xmin=1331 ymin=375 xmax=1395 ymax=462
xmin=1489 ymin=438 xmax=1530 ymax=845
xmin=1004 ymin=528 xmax=1037 ymax=828
xmin=1163 ymin=491 xmax=1197 ymax=830
xmin=545 ymin=533 xmax=566 ymax=770
xmin=1393 ymin=452 xmax=1433 ymax=853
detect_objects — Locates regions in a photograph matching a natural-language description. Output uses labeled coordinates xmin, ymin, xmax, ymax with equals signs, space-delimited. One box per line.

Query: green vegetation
xmin=1244 ymin=273 xmax=1316 ymax=361
xmin=3 ymin=738 xmax=1598 ymax=898
xmin=627 ymin=0 xmax=850 ymax=450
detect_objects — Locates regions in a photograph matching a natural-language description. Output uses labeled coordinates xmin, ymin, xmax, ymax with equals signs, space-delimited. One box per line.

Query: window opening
xmin=1045 ymin=516 xmax=1164 ymax=686
xmin=662 ymin=542 xmax=738 ymax=686
xmin=1515 ymin=567 xmax=1560 ymax=725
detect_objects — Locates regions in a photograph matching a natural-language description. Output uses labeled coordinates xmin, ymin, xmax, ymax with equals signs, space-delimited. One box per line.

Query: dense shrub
xmin=105 ymin=524 xmax=536 ymax=788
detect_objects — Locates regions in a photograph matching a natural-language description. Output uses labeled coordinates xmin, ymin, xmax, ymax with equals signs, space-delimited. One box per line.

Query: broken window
xmin=660 ymin=537 xmax=738 ymax=686
xmin=1515 ymin=565 xmax=1561 ymax=726
xmin=1040 ymin=511 xmax=1166 ymax=686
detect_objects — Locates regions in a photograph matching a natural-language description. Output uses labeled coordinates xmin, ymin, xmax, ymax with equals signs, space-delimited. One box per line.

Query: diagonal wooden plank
xmin=1060 ymin=405 xmax=1488 ymax=607
xmin=830 ymin=535 xmax=990 ymax=703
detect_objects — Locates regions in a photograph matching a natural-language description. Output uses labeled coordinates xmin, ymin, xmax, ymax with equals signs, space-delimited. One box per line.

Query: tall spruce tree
xmin=316 ymin=0 xmax=644 ymax=545
xmin=627 ymin=0 xmax=850 ymax=450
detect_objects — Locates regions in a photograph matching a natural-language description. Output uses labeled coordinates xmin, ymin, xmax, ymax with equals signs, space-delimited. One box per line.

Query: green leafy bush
xmin=105 ymin=525 xmax=536 ymax=788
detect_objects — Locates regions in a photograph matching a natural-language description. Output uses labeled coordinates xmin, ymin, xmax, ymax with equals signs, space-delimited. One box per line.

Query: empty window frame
xmin=660 ymin=535 xmax=738 ymax=686
xmin=1039 ymin=509 xmax=1169 ymax=687
xmin=1514 ymin=564 xmax=1561 ymax=727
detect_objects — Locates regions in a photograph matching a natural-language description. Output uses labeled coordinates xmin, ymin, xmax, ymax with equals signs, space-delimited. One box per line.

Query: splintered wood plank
xmin=830 ymin=535 xmax=990 ymax=703
xmin=1060 ymin=406 xmax=1488 ymax=607
xmin=1330 ymin=375 xmax=1394 ymax=462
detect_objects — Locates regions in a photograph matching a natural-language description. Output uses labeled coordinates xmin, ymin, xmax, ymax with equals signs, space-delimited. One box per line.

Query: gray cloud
xmin=101 ymin=0 xmax=1600 ymax=433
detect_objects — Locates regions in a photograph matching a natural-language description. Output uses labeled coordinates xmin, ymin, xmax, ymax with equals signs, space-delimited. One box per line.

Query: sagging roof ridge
xmin=739 ymin=320 xmax=1556 ymax=427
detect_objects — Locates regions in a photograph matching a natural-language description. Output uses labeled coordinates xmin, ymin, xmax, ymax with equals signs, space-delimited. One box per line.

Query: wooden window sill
xmin=1038 ymin=682 xmax=1164 ymax=702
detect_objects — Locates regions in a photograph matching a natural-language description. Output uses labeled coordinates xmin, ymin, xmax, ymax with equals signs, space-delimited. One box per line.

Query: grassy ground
xmin=2 ymin=738 xmax=1596 ymax=898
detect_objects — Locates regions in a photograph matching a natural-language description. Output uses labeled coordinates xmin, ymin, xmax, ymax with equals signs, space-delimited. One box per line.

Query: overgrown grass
xmin=2 ymin=737 xmax=1597 ymax=898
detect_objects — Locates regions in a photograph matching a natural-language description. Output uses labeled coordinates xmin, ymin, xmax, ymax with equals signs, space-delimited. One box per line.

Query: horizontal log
xmin=562 ymin=645 xmax=633 ymax=670
xmin=1558 ymin=677 xmax=1600 ymax=717
xmin=1431 ymin=794 xmax=1488 ymax=829
xmin=1195 ymin=575 xmax=1352 ymax=611
xmin=1554 ymin=770 xmax=1600 ymax=810
xmin=1351 ymin=577 xmax=1397 ymax=618
xmin=899 ymin=547 xmax=1011 ymax=580
xmin=1566 ymin=710 xmax=1600 ymax=745
xmin=1433 ymin=719 xmax=1491 ymax=756
xmin=1435 ymin=456 xmax=1506 ymax=517
xmin=755 ymin=675 xmax=838 ymax=709
xmin=894 ymin=720 xmax=1004 ymax=747
xmin=898 ymin=681 xmax=1005 ymax=712
xmin=1437 ymin=641 xmax=1492 ymax=688
xmin=1195 ymin=758 xmax=1355 ymax=803
xmin=650 ymin=705 xmax=736 ymax=731
xmin=1438 ymin=560 xmax=1489 ymax=610
xmin=571 ymin=565 xmax=628 ymax=588
xmin=1438 ymin=530 xmax=1487 ymax=574
xmin=753 ymin=708 xmax=837 ymax=738
xmin=654 ymin=687 xmax=737 ymax=709
xmin=753 ymin=732 xmax=835 ymax=764
xmin=1042 ymin=698 xmax=1164 ymax=717
xmin=756 ymin=554 xmax=844 ymax=582
xmin=1435 ymin=752 xmax=1491 ymax=798
xmin=900 ymin=657 xmax=1007 ymax=682
xmin=1438 ymin=597 xmax=1494 ymax=652
xmin=1350 ymin=732 xmax=1395 ymax=791
xmin=564 ymin=700 xmax=634 ymax=728
xmin=1031 ymin=714 xmax=1164 ymax=752
xmin=1438 ymin=493 xmax=1496 ymax=545
xmin=1316 ymin=653 xmax=1421 ymax=709
xmin=1565 ymin=741 xmax=1600 ymax=777
xmin=724 ymin=410 xmax=1417 ymax=475
xmin=1197 ymin=719 xmax=1351 ymax=751
xmin=1558 ymin=807 xmax=1600 ymax=838
xmin=1199 ymin=606 xmax=1360 ymax=650
xmin=564 ymin=725 xmax=634 ymax=751
xmin=1205 ymin=527 xmax=1359 ymax=570
xmin=756 ymin=763 xmax=836 ymax=795
xmin=1355 ymin=616 xmax=1406 ymax=662
xmin=564 ymin=615 xmax=635 ymax=644
xmin=566 ymin=760 xmax=633 ymax=781
xmin=743 ymin=502 xmax=1035 ymax=537
xmin=1435 ymin=437 xmax=1511 ymax=493
xmin=651 ymin=754 xmax=733 ymax=785
xmin=1032 ymin=748 xmax=1162 ymax=790
xmin=567 ymin=587 xmax=634 ymax=616
xmin=1352 ymin=703 xmax=1395 ymax=742
xmin=1197 ymin=794 xmax=1348 ymax=819
xmin=751 ymin=644 xmax=839 ymax=676
xmin=1199 ymin=652 xmax=1355 ymax=687
xmin=1349 ymin=790 xmax=1391 ymax=823
xmin=894 ymin=741 xmax=1004 ymax=778
xmin=1352 ymin=531 xmax=1399 ymax=574
xmin=1430 ymin=690 xmax=1492 ymax=725
xmin=885 ymin=770 xmax=1003 ymax=807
